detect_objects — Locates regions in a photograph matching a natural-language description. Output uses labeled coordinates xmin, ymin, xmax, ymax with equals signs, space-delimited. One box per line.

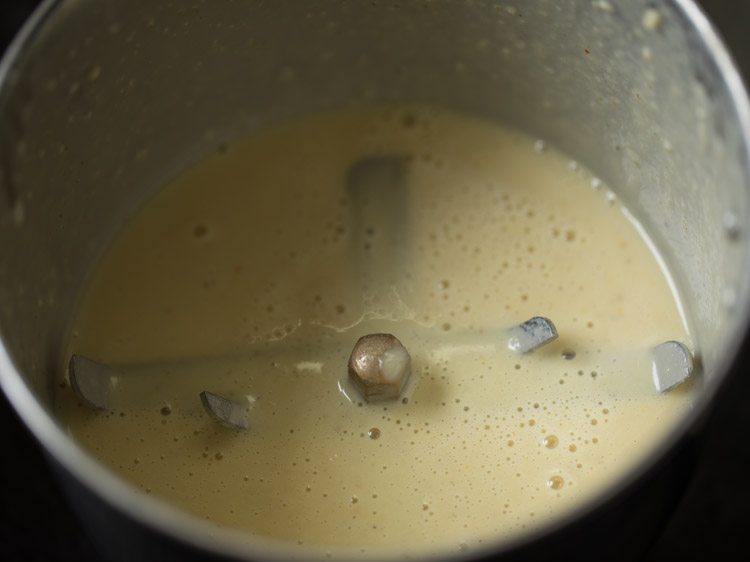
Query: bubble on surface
xmin=547 ymin=476 xmax=564 ymax=490
xmin=642 ymin=9 xmax=663 ymax=31
xmin=87 ymin=65 xmax=102 ymax=81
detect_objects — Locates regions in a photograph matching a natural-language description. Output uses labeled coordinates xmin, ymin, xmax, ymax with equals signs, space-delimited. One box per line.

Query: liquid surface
xmin=57 ymin=107 xmax=693 ymax=558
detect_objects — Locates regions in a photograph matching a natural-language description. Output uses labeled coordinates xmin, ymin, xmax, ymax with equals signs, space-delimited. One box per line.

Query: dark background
xmin=1 ymin=1 xmax=749 ymax=560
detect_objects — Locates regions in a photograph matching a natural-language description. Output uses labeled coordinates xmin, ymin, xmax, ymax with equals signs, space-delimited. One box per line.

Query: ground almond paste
xmin=57 ymin=107 xmax=693 ymax=557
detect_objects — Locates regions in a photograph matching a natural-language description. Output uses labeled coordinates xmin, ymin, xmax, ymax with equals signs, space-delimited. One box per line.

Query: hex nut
xmin=348 ymin=333 xmax=412 ymax=402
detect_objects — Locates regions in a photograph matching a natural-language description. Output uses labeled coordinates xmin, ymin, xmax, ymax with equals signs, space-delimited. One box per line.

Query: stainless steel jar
xmin=1 ymin=1 xmax=749 ymax=560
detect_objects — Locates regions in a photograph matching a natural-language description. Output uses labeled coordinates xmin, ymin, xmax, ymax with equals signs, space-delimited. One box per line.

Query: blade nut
xmin=348 ymin=333 xmax=412 ymax=402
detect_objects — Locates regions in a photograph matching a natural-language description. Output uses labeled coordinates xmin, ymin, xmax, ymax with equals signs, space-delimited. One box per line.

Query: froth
xmin=57 ymin=106 xmax=693 ymax=557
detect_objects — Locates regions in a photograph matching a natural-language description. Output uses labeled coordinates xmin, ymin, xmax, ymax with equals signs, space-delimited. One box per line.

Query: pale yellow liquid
xmin=57 ymin=107 xmax=693 ymax=558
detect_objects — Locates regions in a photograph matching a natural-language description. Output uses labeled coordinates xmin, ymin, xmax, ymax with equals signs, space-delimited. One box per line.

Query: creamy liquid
xmin=57 ymin=107 xmax=694 ymax=558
